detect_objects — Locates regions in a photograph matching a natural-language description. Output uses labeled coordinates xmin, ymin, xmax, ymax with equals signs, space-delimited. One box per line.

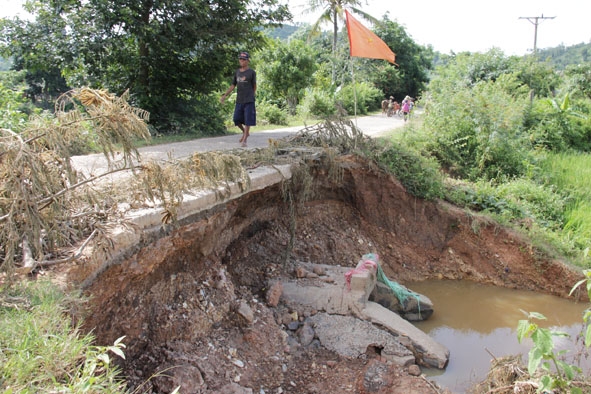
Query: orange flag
xmin=345 ymin=10 xmax=396 ymax=64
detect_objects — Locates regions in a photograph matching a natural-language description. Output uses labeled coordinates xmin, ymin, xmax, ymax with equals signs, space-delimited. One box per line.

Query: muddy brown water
xmin=409 ymin=279 xmax=589 ymax=393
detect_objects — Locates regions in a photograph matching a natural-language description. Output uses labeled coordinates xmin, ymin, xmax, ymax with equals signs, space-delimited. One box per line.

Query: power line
xmin=519 ymin=14 xmax=556 ymax=54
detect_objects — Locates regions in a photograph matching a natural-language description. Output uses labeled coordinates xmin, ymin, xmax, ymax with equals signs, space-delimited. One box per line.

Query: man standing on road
xmin=220 ymin=51 xmax=257 ymax=147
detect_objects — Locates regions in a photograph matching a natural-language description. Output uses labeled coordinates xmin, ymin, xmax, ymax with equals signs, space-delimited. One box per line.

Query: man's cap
xmin=239 ymin=52 xmax=250 ymax=60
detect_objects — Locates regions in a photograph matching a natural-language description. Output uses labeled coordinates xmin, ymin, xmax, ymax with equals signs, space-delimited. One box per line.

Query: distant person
xmin=386 ymin=96 xmax=395 ymax=117
xmin=393 ymin=100 xmax=400 ymax=116
xmin=401 ymin=96 xmax=412 ymax=121
xmin=381 ymin=98 xmax=390 ymax=115
xmin=220 ymin=51 xmax=257 ymax=147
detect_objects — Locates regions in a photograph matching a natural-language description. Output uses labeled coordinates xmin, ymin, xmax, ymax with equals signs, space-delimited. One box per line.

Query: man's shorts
xmin=233 ymin=102 xmax=257 ymax=126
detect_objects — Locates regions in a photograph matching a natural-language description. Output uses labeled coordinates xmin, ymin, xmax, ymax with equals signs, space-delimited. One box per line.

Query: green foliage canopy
xmin=564 ymin=63 xmax=591 ymax=100
xmin=257 ymin=39 xmax=318 ymax=114
xmin=302 ymin=0 xmax=375 ymax=53
xmin=372 ymin=16 xmax=433 ymax=101
xmin=0 ymin=0 xmax=291 ymax=133
xmin=423 ymin=50 xmax=532 ymax=181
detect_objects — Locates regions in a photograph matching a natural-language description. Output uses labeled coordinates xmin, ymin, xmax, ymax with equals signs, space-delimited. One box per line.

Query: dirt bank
xmin=73 ymin=154 xmax=584 ymax=393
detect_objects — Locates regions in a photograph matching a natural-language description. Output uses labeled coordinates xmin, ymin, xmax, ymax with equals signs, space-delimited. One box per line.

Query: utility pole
xmin=519 ymin=14 xmax=556 ymax=54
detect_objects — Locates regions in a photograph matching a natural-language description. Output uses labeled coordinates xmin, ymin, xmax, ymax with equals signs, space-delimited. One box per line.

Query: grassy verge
xmin=446 ymin=156 xmax=591 ymax=269
xmin=0 ymin=280 xmax=127 ymax=393
xmin=380 ymin=122 xmax=591 ymax=268
xmin=539 ymin=152 xmax=591 ymax=260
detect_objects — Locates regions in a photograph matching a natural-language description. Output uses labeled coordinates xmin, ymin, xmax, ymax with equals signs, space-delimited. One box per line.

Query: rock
xmin=265 ymin=281 xmax=283 ymax=307
xmin=295 ymin=266 xmax=308 ymax=278
xmin=280 ymin=261 xmax=449 ymax=369
xmin=408 ymin=364 xmax=421 ymax=376
xmin=369 ymin=281 xmax=434 ymax=321
xmin=312 ymin=265 xmax=326 ymax=276
xmin=279 ymin=311 xmax=292 ymax=325
xmin=297 ymin=321 xmax=315 ymax=346
xmin=151 ymin=363 xmax=204 ymax=393
xmin=360 ymin=302 xmax=449 ymax=369
xmin=362 ymin=361 xmax=389 ymax=392
xmin=236 ymin=300 xmax=254 ymax=324
xmin=218 ymin=382 xmax=254 ymax=394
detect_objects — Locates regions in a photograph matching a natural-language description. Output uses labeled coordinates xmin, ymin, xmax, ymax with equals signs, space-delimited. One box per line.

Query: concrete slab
xmin=280 ymin=263 xmax=375 ymax=316
xmin=308 ymin=313 xmax=415 ymax=366
xmin=279 ymin=262 xmax=450 ymax=369
xmin=359 ymin=302 xmax=449 ymax=369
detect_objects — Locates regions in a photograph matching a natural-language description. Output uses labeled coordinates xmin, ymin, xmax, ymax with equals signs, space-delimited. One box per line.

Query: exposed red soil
xmin=69 ymin=154 xmax=585 ymax=393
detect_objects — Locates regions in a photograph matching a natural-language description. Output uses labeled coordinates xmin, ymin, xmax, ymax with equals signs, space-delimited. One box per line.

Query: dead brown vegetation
xmin=0 ymin=88 xmax=150 ymax=274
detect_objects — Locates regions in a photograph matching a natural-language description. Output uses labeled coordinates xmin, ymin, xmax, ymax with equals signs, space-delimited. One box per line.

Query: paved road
xmin=72 ymin=113 xmax=406 ymax=175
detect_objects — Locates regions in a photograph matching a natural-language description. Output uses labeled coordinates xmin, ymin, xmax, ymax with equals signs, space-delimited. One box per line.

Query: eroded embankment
xmin=73 ymin=154 xmax=584 ymax=393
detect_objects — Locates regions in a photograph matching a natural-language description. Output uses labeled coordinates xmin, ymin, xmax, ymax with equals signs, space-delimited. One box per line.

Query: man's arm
xmin=220 ymin=84 xmax=235 ymax=104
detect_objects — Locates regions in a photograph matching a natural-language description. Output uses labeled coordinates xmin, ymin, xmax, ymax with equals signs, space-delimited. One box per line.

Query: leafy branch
xmin=516 ymin=270 xmax=591 ymax=393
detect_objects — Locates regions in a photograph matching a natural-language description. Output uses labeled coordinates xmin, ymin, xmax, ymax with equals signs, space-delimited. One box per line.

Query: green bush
xmin=423 ymin=74 xmax=531 ymax=181
xmin=257 ymin=100 xmax=288 ymax=125
xmin=335 ymin=82 xmax=382 ymax=115
xmin=375 ymin=142 xmax=444 ymax=200
xmin=148 ymin=93 xmax=226 ymax=136
xmin=526 ymin=96 xmax=591 ymax=152
xmin=460 ymin=179 xmax=567 ymax=228
xmin=517 ymin=272 xmax=591 ymax=393
xmin=0 ymin=72 xmax=37 ymax=131
xmin=538 ymin=151 xmax=591 ymax=259
xmin=300 ymin=87 xmax=337 ymax=118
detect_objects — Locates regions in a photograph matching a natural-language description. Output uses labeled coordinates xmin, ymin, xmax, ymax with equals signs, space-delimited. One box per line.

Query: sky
xmin=286 ymin=0 xmax=591 ymax=55
xmin=2 ymin=0 xmax=590 ymax=56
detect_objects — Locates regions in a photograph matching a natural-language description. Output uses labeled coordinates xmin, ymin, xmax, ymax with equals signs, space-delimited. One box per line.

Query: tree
xmin=257 ymin=39 xmax=318 ymax=114
xmin=422 ymin=50 xmax=532 ymax=181
xmin=514 ymin=56 xmax=560 ymax=99
xmin=302 ymin=0 xmax=377 ymax=82
xmin=564 ymin=63 xmax=591 ymax=100
xmin=0 ymin=0 xmax=291 ymax=134
xmin=427 ymin=49 xmax=518 ymax=97
xmin=0 ymin=6 xmax=71 ymax=106
xmin=370 ymin=16 xmax=433 ymax=101
xmin=0 ymin=71 xmax=37 ymax=130
xmin=0 ymin=56 xmax=12 ymax=71
xmin=304 ymin=0 xmax=373 ymax=53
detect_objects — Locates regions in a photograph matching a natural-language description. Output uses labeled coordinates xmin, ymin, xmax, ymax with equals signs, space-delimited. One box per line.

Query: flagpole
xmin=345 ymin=10 xmax=396 ymax=65
xmin=344 ymin=9 xmax=396 ymax=129
xmin=351 ymin=57 xmax=358 ymax=127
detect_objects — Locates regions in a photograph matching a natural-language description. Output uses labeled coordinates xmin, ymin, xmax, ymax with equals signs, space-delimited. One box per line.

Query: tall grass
xmin=0 ymin=280 xmax=127 ymax=393
xmin=538 ymin=152 xmax=591 ymax=258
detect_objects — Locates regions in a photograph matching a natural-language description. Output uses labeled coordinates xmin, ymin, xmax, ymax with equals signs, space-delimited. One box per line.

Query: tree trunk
xmin=331 ymin=8 xmax=338 ymax=83
xmin=137 ymin=0 xmax=153 ymax=99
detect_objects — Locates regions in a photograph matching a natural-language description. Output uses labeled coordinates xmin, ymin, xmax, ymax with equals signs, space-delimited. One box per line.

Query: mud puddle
xmin=410 ymin=280 xmax=589 ymax=393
